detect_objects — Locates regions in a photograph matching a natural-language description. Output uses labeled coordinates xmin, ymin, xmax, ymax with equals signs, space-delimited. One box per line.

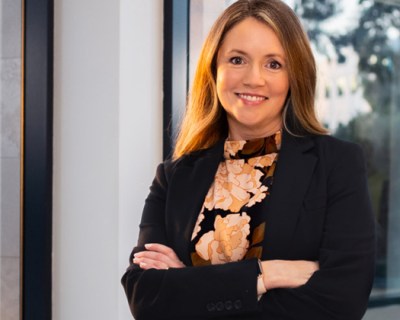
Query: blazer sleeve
xmin=121 ymin=161 xmax=261 ymax=320
xmin=122 ymin=140 xmax=376 ymax=320
xmin=259 ymin=141 xmax=376 ymax=320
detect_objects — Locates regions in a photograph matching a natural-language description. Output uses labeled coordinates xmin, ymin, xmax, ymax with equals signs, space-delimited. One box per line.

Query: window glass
xmin=189 ymin=0 xmax=400 ymax=317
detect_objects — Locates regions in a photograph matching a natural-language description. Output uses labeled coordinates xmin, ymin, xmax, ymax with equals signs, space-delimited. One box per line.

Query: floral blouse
xmin=190 ymin=131 xmax=281 ymax=266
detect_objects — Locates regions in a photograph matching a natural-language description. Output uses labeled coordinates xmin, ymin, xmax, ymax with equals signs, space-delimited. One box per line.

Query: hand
xmin=133 ymin=243 xmax=186 ymax=270
xmin=261 ymin=260 xmax=319 ymax=290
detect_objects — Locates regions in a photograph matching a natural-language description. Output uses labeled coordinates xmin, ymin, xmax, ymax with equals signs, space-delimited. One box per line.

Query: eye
xmin=229 ymin=56 xmax=244 ymax=65
xmin=267 ymin=60 xmax=282 ymax=70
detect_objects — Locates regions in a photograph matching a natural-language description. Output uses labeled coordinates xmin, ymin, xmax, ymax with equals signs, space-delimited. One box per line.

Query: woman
xmin=122 ymin=0 xmax=376 ymax=319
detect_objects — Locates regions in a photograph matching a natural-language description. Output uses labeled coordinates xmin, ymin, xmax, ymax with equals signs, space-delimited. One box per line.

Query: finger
xmin=134 ymin=251 xmax=181 ymax=268
xmin=143 ymin=243 xmax=185 ymax=268
xmin=135 ymin=251 xmax=184 ymax=268
xmin=133 ymin=257 xmax=169 ymax=270
xmin=135 ymin=251 xmax=170 ymax=263
xmin=145 ymin=243 xmax=179 ymax=259
xmin=308 ymin=261 xmax=319 ymax=274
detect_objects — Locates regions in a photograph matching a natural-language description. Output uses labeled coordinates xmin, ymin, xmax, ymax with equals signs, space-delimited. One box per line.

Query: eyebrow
xmin=227 ymin=49 xmax=286 ymax=60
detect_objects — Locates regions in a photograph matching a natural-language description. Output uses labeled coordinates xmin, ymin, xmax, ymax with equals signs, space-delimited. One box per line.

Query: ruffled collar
xmin=224 ymin=131 xmax=281 ymax=160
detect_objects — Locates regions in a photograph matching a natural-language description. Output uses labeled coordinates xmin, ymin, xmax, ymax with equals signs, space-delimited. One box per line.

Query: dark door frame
xmin=22 ymin=0 xmax=53 ymax=319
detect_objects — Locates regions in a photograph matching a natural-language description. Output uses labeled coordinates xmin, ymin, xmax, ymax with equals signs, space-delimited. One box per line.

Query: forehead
xmin=219 ymin=17 xmax=285 ymax=56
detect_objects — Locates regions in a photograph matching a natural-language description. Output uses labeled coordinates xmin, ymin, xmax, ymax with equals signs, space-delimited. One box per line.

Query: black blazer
xmin=122 ymin=131 xmax=376 ymax=320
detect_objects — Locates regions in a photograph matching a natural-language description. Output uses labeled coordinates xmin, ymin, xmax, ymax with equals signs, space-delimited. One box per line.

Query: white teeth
xmin=238 ymin=94 xmax=266 ymax=102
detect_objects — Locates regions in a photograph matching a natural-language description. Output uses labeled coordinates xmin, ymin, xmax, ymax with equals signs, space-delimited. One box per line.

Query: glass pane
xmin=0 ymin=0 xmax=22 ymax=319
xmin=189 ymin=0 xmax=400 ymax=317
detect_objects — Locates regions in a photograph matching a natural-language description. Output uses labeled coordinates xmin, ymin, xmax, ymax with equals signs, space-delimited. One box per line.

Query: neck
xmin=227 ymin=122 xmax=282 ymax=141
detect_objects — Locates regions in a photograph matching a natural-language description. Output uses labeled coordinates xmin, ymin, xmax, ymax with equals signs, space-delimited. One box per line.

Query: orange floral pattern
xmin=202 ymin=160 xmax=268 ymax=213
xmin=224 ymin=140 xmax=246 ymax=158
xmin=191 ymin=131 xmax=281 ymax=265
xmin=195 ymin=213 xmax=251 ymax=264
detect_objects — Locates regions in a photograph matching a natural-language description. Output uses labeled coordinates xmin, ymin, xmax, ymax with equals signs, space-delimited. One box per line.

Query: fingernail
xmin=144 ymin=243 xmax=152 ymax=249
xmin=140 ymin=262 xmax=147 ymax=268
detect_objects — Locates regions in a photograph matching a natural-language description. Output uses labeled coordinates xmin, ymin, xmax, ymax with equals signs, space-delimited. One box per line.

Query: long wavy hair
xmin=173 ymin=0 xmax=328 ymax=159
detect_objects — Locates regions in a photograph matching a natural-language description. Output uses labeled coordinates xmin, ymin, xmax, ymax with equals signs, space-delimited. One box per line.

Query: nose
xmin=243 ymin=64 xmax=266 ymax=87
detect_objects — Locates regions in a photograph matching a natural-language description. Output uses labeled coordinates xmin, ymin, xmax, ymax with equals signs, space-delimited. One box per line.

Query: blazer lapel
xmin=166 ymin=132 xmax=318 ymax=263
xmin=262 ymin=131 xmax=317 ymax=259
xmin=167 ymin=140 xmax=224 ymax=265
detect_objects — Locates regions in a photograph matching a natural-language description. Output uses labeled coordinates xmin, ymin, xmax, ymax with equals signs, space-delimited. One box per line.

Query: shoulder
xmin=160 ymin=139 xmax=225 ymax=178
xmin=308 ymin=134 xmax=366 ymax=174
xmin=310 ymin=134 xmax=363 ymax=156
xmin=311 ymin=134 xmax=364 ymax=158
xmin=282 ymin=130 xmax=364 ymax=163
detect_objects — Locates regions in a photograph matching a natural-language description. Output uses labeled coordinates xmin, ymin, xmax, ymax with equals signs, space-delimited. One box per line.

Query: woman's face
xmin=216 ymin=17 xmax=289 ymax=140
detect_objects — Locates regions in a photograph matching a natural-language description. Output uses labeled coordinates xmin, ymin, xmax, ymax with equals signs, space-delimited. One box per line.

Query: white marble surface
xmin=1 ymin=157 xmax=20 ymax=257
xmin=1 ymin=58 xmax=21 ymax=158
xmin=1 ymin=0 xmax=22 ymax=318
xmin=0 ymin=257 xmax=19 ymax=320
xmin=1 ymin=0 xmax=21 ymax=59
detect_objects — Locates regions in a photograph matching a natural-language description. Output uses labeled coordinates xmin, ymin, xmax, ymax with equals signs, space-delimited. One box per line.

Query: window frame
xmin=21 ymin=0 xmax=54 ymax=319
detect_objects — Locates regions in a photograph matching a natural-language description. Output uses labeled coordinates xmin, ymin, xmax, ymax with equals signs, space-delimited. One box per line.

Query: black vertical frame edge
xmin=163 ymin=0 xmax=190 ymax=159
xmin=22 ymin=0 xmax=54 ymax=319
xmin=163 ymin=0 xmax=173 ymax=159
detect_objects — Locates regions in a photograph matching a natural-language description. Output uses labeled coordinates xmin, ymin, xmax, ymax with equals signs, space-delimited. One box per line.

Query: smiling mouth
xmin=237 ymin=93 xmax=268 ymax=102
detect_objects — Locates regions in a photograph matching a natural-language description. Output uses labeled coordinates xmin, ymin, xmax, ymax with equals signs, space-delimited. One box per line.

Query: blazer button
xmin=234 ymin=299 xmax=242 ymax=310
xmin=216 ymin=301 xmax=224 ymax=311
xmin=206 ymin=302 xmax=215 ymax=312
xmin=225 ymin=300 xmax=233 ymax=310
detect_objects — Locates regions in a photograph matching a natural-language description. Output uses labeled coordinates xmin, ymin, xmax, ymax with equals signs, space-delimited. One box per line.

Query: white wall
xmin=53 ymin=0 xmax=163 ymax=319
xmin=118 ymin=0 xmax=163 ymax=318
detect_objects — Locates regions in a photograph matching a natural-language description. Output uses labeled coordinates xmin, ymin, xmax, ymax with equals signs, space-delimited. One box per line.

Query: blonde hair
xmin=173 ymin=0 xmax=328 ymax=159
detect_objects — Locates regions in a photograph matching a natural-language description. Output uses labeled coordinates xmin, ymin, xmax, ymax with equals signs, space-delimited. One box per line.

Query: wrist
xmin=261 ymin=260 xmax=286 ymax=290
